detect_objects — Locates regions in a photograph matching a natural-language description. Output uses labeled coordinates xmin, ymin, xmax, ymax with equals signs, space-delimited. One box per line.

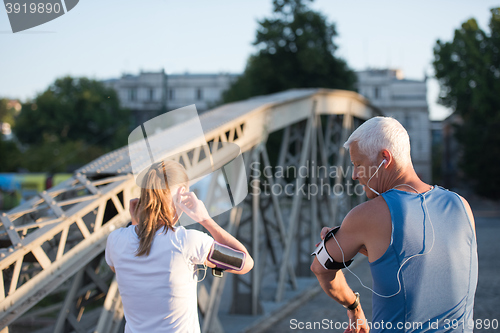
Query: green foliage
xmin=0 ymin=137 xmax=22 ymax=172
xmin=0 ymin=99 xmax=22 ymax=172
xmin=8 ymin=76 xmax=131 ymax=172
xmin=0 ymin=98 xmax=20 ymax=126
xmin=15 ymin=77 xmax=130 ymax=150
xmin=17 ymin=139 xmax=108 ymax=173
xmin=433 ymin=8 xmax=500 ymax=198
xmin=223 ymin=0 xmax=356 ymax=103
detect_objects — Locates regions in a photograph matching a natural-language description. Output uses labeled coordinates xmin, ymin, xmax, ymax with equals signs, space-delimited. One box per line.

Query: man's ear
xmin=380 ymin=149 xmax=393 ymax=167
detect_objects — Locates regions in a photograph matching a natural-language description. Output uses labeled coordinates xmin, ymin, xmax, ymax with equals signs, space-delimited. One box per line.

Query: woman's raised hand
xmin=177 ymin=188 xmax=211 ymax=223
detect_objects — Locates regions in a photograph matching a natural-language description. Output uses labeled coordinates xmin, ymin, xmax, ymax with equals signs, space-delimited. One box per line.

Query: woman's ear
xmin=173 ymin=186 xmax=186 ymax=206
xmin=176 ymin=187 xmax=183 ymax=201
xmin=172 ymin=187 xmax=186 ymax=224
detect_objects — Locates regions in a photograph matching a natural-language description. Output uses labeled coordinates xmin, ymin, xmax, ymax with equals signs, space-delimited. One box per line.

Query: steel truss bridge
xmin=0 ymin=89 xmax=380 ymax=333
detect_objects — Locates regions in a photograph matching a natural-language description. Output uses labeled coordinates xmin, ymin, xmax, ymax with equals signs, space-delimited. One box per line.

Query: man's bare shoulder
xmin=457 ymin=195 xmax=473 ymax=215
xmin=344 ymin=196 xmax=390 ymax=228
xmin=341 ymin=196 xmax=392 ymax=261
xmin=457 ymin=194 xmax=476 ymax=234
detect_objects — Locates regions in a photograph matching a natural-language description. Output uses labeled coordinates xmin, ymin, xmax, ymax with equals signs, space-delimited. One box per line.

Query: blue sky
xmin=1 ymin=0 xmax=498 ymax=120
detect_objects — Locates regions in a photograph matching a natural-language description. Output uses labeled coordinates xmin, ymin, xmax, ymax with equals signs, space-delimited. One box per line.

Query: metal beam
xmin=275 ymin=102 xmax=315 ymax=302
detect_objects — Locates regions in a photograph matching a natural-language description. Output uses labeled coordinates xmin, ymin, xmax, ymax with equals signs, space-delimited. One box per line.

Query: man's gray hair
xmin=343 ymin=116 xmax=411 ymax=166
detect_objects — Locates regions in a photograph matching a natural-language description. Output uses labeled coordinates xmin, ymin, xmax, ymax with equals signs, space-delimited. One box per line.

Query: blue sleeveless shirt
xmin=369 ymin=186 xmax=478 ymax=332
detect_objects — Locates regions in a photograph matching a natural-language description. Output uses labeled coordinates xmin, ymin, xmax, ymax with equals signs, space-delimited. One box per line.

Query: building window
xmin=404 ymin=113 xmax=412 ymax=130
xmin=374 ymin=86 xmax=380 ymax=99
xmin=128 ymin=88 xmax=137 ymax=101
xmin=148 ymin=88 xmax=154 ymax=101
xmin=169 ymin=88 xmax=175 ymax=100
xmin=196 ymin=88 xmax=203 ymax=101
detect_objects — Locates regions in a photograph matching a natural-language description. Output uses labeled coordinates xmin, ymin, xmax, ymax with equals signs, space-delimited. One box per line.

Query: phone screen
xmin=211 ymin=243 xmax=245 ymax=270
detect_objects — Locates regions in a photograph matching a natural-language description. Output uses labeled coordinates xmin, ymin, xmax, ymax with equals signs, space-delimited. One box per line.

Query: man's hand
xmin=315 ymin=226 xmax=334 ymax=246
xmin=345 ymin=305 xmax=370 ymax=333
xmin=320 ymin=226 xmax=333 ymax=240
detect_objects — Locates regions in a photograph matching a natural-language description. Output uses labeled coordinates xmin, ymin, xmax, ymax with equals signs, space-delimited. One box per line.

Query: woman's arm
xmin=177 ymin=190 xmax=254 ymax=274
xmin=200 ymin=218 xmax=254 ymax=274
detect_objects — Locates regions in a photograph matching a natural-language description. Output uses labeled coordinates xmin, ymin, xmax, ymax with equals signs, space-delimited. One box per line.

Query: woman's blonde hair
xmin=134 ymin=160 xmax=189 ymax=257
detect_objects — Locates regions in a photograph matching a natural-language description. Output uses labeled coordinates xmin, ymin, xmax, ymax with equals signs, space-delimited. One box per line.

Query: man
xmin=311 ymin=117 xmax=478 ymax=333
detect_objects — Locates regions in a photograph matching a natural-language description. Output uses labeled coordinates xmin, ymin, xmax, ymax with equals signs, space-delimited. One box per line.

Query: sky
xmin=1 ymin=0 xmax=499 ymax=120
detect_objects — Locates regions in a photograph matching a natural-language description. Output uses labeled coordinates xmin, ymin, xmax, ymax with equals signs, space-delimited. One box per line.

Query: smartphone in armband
xmin=207 ymin=242 xmax=246 ymax=271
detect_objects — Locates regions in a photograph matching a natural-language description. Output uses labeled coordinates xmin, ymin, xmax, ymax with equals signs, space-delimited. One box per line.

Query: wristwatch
xmin=344 ymin=292 xmax=360 ymax=311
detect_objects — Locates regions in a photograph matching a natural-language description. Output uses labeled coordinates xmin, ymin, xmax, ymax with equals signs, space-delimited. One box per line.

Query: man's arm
xmin=310 ymin=259 xmax=369 ymax=333
xmin=310 ymin=207 xmax=370 ymax=333
xmin=310 ymin=260 xmax=357 ymax=306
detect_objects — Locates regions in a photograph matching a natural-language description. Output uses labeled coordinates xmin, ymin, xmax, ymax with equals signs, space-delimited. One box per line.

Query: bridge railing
xmin=0 ymin=89 xmax=380 ymax=332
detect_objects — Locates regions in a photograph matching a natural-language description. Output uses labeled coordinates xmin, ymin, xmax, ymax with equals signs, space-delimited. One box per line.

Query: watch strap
xmin=344 ymin=292 xmax=360 ymax=311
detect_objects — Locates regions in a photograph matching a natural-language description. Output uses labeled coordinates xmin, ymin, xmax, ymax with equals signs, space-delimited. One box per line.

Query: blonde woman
xmin=105 ymin=160 xmax=253 ymax=333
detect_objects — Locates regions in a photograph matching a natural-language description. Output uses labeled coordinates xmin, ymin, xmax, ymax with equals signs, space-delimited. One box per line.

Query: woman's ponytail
xmin=135 ymin=160 xmax=189 ymax=257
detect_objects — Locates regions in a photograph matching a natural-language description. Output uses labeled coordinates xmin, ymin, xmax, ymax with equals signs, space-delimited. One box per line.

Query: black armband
xmin=311 ymin=226 xmax=354 ymax=270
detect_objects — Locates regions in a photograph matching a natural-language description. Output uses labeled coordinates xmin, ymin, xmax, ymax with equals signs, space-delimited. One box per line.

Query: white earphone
xmin=366 ymin=159 xmax=387 ymax=196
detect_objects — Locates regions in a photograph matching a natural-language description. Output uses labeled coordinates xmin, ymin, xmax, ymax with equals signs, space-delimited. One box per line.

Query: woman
xmin=105 ymin=160 xmax=253 ymax=333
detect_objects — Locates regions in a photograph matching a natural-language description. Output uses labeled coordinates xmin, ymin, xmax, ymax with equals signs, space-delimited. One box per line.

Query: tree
xmin=433 ymin=8 xmax=500 ymax=198
xmin=15 ymin=77 xmax=130 ymax=150
xmin=13 ymin=139 xmax=108 ymax=173
xmin=0 ymin=98 xmax=20 ymax=127
xmin=11 ymin=76 xmax=131 ymax=172
xmin=223 ymin=0 xmax=356 ymax=103
xmin=0 ymin=99 xmax=22 ymax=172
xmin=0 ymin=138 xmax=22 ymax=172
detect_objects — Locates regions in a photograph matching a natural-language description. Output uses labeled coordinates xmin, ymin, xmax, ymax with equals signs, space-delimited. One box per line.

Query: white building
xmin=103 ymin=70 xmax=238 ymax=126
xmin=356 ymin=69 xmax=432 ymax=182
xmin=166 ymin=73 xmax=239 ymax=111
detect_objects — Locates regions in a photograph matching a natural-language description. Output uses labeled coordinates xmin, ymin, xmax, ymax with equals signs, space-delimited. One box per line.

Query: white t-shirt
xmin=105 ymin=225 xmax=214 ymax=333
